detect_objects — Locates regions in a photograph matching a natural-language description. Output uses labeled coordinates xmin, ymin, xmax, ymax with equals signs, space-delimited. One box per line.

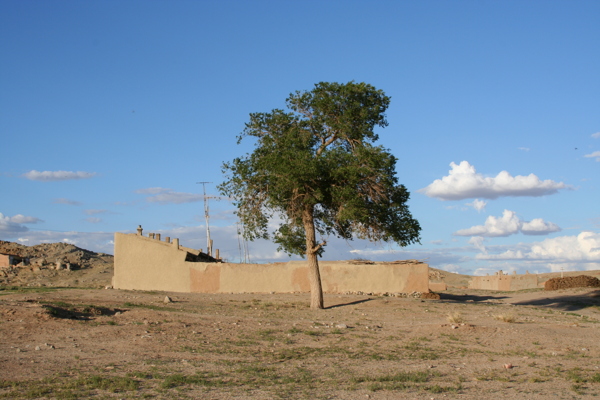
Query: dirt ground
xmin=2 ymin=241 xmax=600 ymax=398
xmin=2 ymin=285 xmax=600 ymax=399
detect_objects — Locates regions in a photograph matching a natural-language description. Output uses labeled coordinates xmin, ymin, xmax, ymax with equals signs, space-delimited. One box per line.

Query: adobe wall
xmin=189 ymin=261 xmax=429 ymax=294
xmin=468 ymin=270 xmax=541 ymax=291
xmin=113 ymin=232 xmax=192 ymax=292
xmin=113 ymin=231 xmax=429 ymax=295
xmin=0 ymin=254 xmax=11 ymax=268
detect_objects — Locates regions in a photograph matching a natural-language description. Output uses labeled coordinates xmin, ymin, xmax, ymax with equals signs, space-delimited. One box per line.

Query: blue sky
xmin=1 ymin=0 xmax=599 ymax=275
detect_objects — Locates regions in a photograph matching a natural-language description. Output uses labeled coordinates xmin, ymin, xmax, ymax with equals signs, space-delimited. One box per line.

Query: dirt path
xmin=1 ymin=286 xmax=600 ymax=399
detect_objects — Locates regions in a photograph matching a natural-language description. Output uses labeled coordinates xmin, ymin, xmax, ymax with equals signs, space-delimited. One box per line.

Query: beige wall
xmin=0 ymin=254 xmax=11 ymax=268
xmin=429 ymin=282 xmax=447 ymax=292
xmin=113 ymin=233 xmax=191 ymax=292
xmin=113 ymin=232 xmax=430 ymax=294
xmin=468 ymin=273 xmax=541 ymax=291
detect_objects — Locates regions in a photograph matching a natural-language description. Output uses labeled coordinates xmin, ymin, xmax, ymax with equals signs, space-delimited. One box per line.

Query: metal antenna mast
xmin=196 ymin=182 xmax=212 ymax=256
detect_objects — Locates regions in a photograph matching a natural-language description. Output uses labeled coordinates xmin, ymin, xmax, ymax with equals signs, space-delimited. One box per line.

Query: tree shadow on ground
xmin=42 ymin=304 xmax=124 ymax=320
xmin=438 ymin=293 xmax=509 ymax=303
xmin=326 ymin=298 xmax=372 ymax=309
xmin=510 ymin=290 xmax=600 ymax=312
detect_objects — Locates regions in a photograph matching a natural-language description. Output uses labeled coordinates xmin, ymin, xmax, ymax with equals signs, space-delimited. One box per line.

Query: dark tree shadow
xmin=511 ymin=289 xmax=600 ymax=312
xmin=42 ymin=304 xmax=124 ymax=320
xmin=326 ymin=298 xmax=372 ymax=309
xmin=438 ymin=293 xmax=510 ymax=303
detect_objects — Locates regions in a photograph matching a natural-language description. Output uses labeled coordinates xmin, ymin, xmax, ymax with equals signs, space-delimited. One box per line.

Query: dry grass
xmin=446 ymin=312 xmax=465 ymax=324
xmin=493 ymin=313 xmax=517 ymax=323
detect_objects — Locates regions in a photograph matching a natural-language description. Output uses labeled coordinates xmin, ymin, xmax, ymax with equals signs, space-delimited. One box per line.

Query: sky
xmin=1 ymin=0 xmax=599 ymax=276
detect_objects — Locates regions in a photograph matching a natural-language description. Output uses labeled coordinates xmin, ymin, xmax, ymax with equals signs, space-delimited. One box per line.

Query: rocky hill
xmin=0 ymin=241 xmax=113 ymax=288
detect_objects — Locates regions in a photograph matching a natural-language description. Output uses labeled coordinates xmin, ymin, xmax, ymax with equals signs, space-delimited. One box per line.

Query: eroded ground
xmin=1 ymin=287 xmax=600 ymax=399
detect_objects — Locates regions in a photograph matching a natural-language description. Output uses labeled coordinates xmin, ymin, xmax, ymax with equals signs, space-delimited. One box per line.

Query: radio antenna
xmin=196 ymin=182 xmax=212 ymax=256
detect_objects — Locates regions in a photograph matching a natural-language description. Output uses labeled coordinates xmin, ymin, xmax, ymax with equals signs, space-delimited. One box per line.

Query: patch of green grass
xmin=353 ymin=370 xmax=441 ymax=392
xmin=571 ymin=384 xmax=584 ymax=395
xmin=271 ymin=346 xmax=319 ymax=361
xmin=304 ymin=330 xmax=322 ymax=337
xmin=0 ymin=286 xmax=68 ymax=295
xmin=0 ymin=374 xmax=141 ymax=399
xmin=353 ymin=371 xmax=429 ymax=384
xmin=161 ymin=373 xmax=221 ymax=389
xmin=257 ymin=329 xmax=278 ymax=341
xmin=424 ymin=383 xmax=461 ymax=393
xmin=74 ymin=375 xmax=139 ymax=392
xmin=475 ymin=371 xmax=511 ymax=382
xmin=123 ymin=302 xmax=174 ymax=312
xmin=528 ymin=376 xmax=547 ymax=383
xmin=440 ymin=333 xmax=459 ymax=341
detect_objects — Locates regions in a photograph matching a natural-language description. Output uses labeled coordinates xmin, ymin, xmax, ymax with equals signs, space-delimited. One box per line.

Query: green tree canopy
xmin=219 ymin=81 xmax=421 ymax=308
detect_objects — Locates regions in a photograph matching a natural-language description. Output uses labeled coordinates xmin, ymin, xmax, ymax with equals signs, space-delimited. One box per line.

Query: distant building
xmin=468 ymin=270 xmax=543 ymax=291
xmin=0 ymin=253 xmax=25 ymax=269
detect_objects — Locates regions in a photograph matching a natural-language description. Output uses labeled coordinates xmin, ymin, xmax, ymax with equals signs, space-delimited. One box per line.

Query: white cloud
xmin=473 ymin=267 xmax=500 ymax=276
xmin=0 ymin=213 xmax=29 ymax=234
xmin=455 ymin=210 xmax=521 ymax=237
xmin=53 ymin=198 xmax=82 ymax=206
xmin=477 ymin=232 xmax=600 ymax=270
xmin=136 ymin=187 xmax=204 ymax=204
xmin=83 ymin=209 xmax=107 ymax=215
xmin=0 ymin=213 xmax=43 ymax=235
xmin=518 ymin=147 xmax=530 ymax=151
xmin=521 ymin=218 xmax=561 ymax=236
xmin=10 ymin=214 xmax=43 ymax=224
xmin=85 ymin=217 xmax=102 ymax=224
xmin=466 ymin=199 xmax=487 ymax=212
xmin=134 ymin=187 xmax=170 ymax=195
xmin=455 ymin=210 xmax=561 ymax=237
xmin=419 ymin=161 xmax=569 ymax=200
xmin=592 ymin=132 xmax=600 ymax=139
xmin=23 ymin=170 xmax=96 ymax=181
xmin=437 ymin=264 xmax=467 ymax=274
xmin=584 ymin=151 xmax=600 ymax=161
xmin=468 ymin=236 xmax=487 ymax=253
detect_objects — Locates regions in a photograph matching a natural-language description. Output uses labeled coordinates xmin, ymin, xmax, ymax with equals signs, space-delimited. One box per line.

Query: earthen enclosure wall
xmin=112 ymin=232 xmax=429 ymax=294
xmin=469 ymin=272 xmax=541 ymax=291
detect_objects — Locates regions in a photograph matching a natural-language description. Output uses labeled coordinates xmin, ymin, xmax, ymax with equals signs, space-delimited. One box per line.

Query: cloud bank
xmin=419 ymin=161 xmax=569 ymax=200
xmin=53 ymin=198 xmax=83 ymax=206
xmin=135 ymin=187 xmax=204 ymax=204
xmin=83 ymin=209 xmax=107 ymax=215
xmin=477 ymin=232 xmax=600 ymax=268
xmin=0 ymin=213 xmax=43 ymax=235
xmin=23 ymin=170 xmax=96 ymax=181
xmin=454 ymin=210 xmax=561 ymax=237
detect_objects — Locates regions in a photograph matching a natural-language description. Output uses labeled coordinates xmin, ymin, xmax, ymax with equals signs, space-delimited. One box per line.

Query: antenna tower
xmin=196 ymin=182 xmax=212 ymax=256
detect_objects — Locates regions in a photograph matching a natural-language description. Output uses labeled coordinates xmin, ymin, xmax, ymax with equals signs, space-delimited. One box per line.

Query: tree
xmin=219 ymin=82 xmax=421 ymax=309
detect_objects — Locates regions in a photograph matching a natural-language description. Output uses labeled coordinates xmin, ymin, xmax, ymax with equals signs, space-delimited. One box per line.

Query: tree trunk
xmin=303 ymin=207 xmax=324 ymax=309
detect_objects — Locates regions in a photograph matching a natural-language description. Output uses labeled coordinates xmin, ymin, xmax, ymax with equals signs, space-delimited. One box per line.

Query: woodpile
xmin=544 ymin=275 xmax=600 ymax=290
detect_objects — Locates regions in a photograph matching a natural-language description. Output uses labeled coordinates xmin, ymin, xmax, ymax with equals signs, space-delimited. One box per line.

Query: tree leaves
xmin=219 ymin=81 xmax=421 ymax=257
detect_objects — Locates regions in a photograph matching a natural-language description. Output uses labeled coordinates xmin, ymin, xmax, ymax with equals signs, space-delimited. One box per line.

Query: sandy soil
xmin=1 ymin=285 xmax=600 ymax=399
xmin=2 ymin=241 xmax=600 ymax=398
